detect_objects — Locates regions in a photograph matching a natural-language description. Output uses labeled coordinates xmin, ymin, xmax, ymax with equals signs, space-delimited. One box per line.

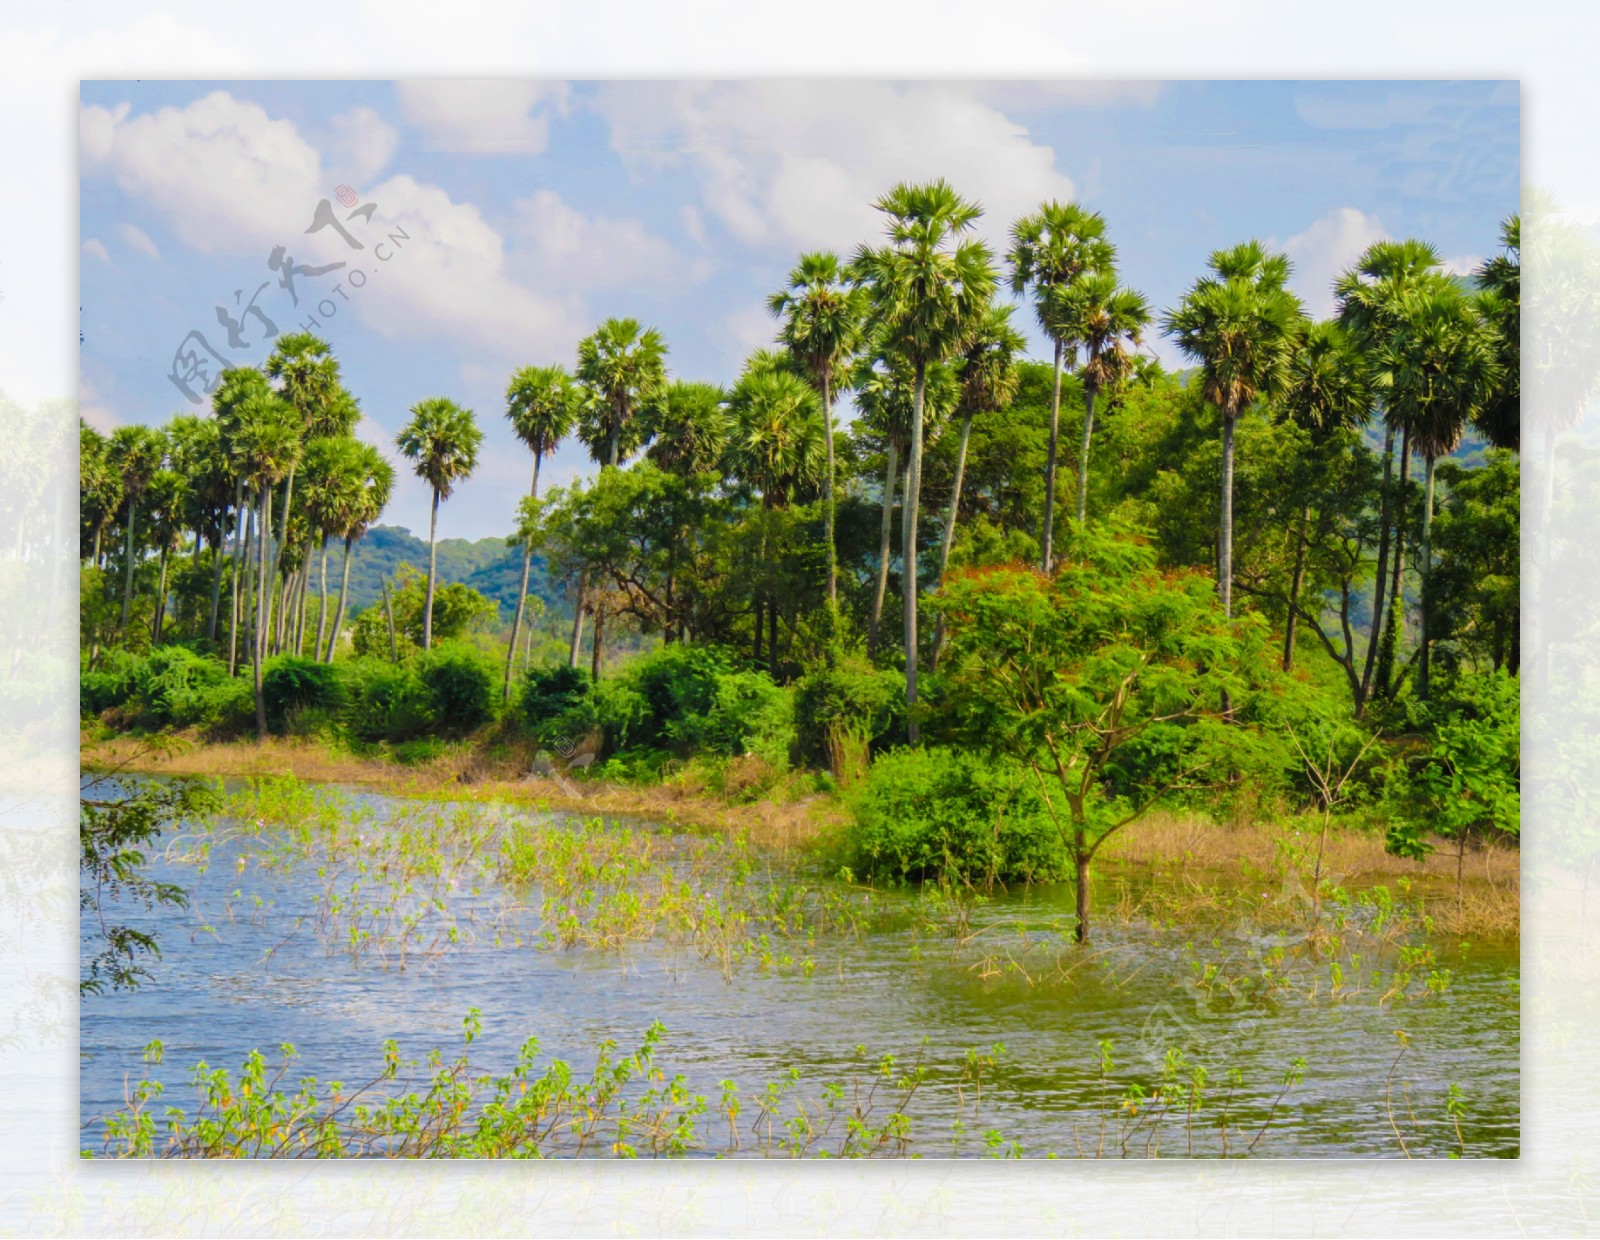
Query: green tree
xmin=107 ymin=424 xmax=164 ymax=636
xmin=79 ymin=420 xmax=122 ymax=568
xmin=1006 ymin=201 xmax=1114 ymax=571
xmin=143 ymin=466 xmax=188 ymax=644
xmin=397 ymin=398 xmax=483 ymax=651
xmin=575 ymin=318 xmax=668 ymax=468
xmin=769 ymin=252 xmax=868 ymax=606
xmin=644 ymin=380 xmax=730 ymax=479
xmin=1473 ymin=214 xmax=1520 ymax=453
xmin=503 ymin=364 xmax=579 ymax=699
xmin=1067 ymin=270 xmax=1150 ymax=522
xmin=1429 ymin=451 xmax=1519 ymax=675
xmin=933 ymin=528 xmax=1276 ymax=942
xmin=1164 ymin=240 xmax=1304 ymax=617
xmin=852 ymin=180 xmax=998 ymax=738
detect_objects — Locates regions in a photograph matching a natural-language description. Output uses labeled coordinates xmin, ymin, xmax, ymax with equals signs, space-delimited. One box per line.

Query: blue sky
xmin=79 ymin=79 xmax=1519 ymax=540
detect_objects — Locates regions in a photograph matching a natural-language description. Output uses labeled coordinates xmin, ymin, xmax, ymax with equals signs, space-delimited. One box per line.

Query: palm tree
xmin=212 ymin=366 xmax=274 ymax=671
xmin=107 ymin=424 xmax=165 ymax=636
xmin=1164 ymin=240 xmax=1304 ymax=618
xmin=503 ymin=365 xmax=578 ymax=699
xmin=79 ymin=421 xmax=121 ymax=568
xmin=1066 ymin=271 xmax=1150 ymax=522
xmin=853 ymin=180 xmax=998 ymax=738
xmin=575 ymin=318 xmax=667 ymax=468
xmin=143 ymin=467 xmax=188 ymax=643
xmin=727 ymin=366 xmax=826 ymax=510
xmin=769 ymin=252 xmax=868 ymax=606
xmin=1277 ymin=320 xmax=1371 ymax=674
xmin=644 ymin=380 xmax=730 ymax=478
xmin=230 ymin=392 xmax=301 ymax=736
xmin=1007 ymin=201 xmax=1114 ymax=571
xmin=326 ymin=442 xmax=395 ymax=663
xmin=931 ymin=302 xmax=1025 ymax=668
xmin=1474 ymin=214 xmax=1520 ymax=453
xmin=298 ymin=437 xmax=357 ymax=661
xmin=1335 ymin=239 xmax=1448 ymax=702
xmin=1380 ymin=285 xmax=1499 ymax=698
xmin=397 ymin=398 xmax=482 ymax=650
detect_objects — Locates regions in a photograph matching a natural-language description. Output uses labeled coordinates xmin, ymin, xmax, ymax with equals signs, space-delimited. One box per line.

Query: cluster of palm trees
xmin=85 ymin=177 xmax=1518 ymax=734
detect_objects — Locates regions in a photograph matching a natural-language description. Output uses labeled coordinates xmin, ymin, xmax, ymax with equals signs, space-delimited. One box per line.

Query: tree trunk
xmin=868 ymin=441 xmax=899 ymax=654
xmin=1282 ymin=503 xmax=1311 ymax=671
xmin=1076 ymin=384 xmax=1098 ymax=524
xmin=931 ymin=410 xmax=975 ymax=670
xmin=253 ymin=484 xmax=271 ymax=740
xmin=1219 ymin=412 xmax=1236 ymax=617
xmin=1418 ymin=453 xmax=1437 ymax=700
xmin=381 ymin=576 xmax=398 ymax=663
xmin=504 ymin=457 xmax=542 ymax=702
xmin=1042 ymin=337 xmax=1064 ymax=573
xmin=226 ymin=478 xmax=246 ymax=668
xmin=423 ymin=487 xmax=440 ymax=650
xmin=1074 ymin=843 xmax=1092 ymax=946
xmin=151 ymin=545 xmax=169 ymax=644
xmin=822 ymin=373 xmax=838 ymax=608
xmin=330 ymin=535 xmax=354 ymax=665
xmin=119 ymin=498 xmax=138 ymax=636
xmin=1375 ymin=430 xmax=1411 ymax=701
xmin=568 ymin=572 xmax=587 ymax=669
xmin=232 ymin=494 xmax=254 ymax=677
xmin=207 ymin=531 xmax=225 ymax=644
xmin=1360 ymin=424 xmax=1397 ymax=706
xmin=315 ymin=537 xmax=330 ymax=662
xmin=904 ymin=363 xmax=927 ymax=742
xmin=590 ymin=607 xmax=604 ymax=681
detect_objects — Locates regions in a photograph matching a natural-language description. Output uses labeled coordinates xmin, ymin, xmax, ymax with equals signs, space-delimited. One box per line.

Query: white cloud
xmin=681 ymin=204 xmax=706 ymax=246
xmin=511 ymin=189 xmax=690 ymax=290
xmin=1441 ymin=253 xmax=1484 ymax=277
xmin=78 ymin=373 xmax=119 ymax=432
xmin=1282 ymin=206 xmax=1390 ymax=318
xmin=326 ymin=105 xmax=399 ymax=188
xmin=82 ymin=238 xmax=110 ymax=263
xmin=395 ymin=80 xmax=568 ymax=154
xmin=597 ymin=81 xmax=1078 ymax=254
xmin=723 ymin=302 xmax=778 ymax=364
xmin=115 ymin=222 xmax=159 ymax=259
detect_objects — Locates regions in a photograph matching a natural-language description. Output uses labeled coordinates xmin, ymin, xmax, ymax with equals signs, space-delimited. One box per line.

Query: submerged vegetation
xmin=81 ymin=180 xmax=1520 ymax=1158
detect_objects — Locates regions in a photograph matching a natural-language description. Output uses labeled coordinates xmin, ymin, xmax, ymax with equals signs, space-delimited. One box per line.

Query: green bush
xmin=82 ymin=650 xmax=144 ymax=717
xmin=344 ymin=659 xmax=433 ymax=743
xmin=795 ymin=655 xmax=902 ymax=776
xmin=261 ymin=656 xmax=347 ymax=731
xmin=847 ymin=746 xmax=1065 ymax=886
xmin=520 ymin=664 xmax=592 ymax=731
xmin=416 ymin=643 xmax=496 ymax=735
xmin=135 ymin=647 xmax=229 ymax=729
xmin=620 ymin=644 xmax=794 ymax=766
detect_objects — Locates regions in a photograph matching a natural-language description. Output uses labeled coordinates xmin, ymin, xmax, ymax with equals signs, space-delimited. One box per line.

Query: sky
xmin=78 ymin=79 xmax=1519 ymax=541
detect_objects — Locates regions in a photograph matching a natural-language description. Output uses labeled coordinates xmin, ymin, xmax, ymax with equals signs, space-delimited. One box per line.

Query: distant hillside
xmin=328 ymin=525 xmax=566 ymax=622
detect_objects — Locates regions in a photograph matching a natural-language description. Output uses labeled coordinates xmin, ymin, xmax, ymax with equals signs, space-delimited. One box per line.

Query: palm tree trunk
xmin=119 ymin=499 xmax=138 ymax=635
xmin=868 ymin=441 xmax=899 ymax=654
xmin=1360 ymin=424 xmax=1397 ymax=706
xmin=92 ymin=526 xmax=102 ymax=568
xmin=504 ymin=458 xmax=542 ymax=702
xmin=381 ymin=576 xmax=398 ymax=663
xmin=1076 ymin=386 xmax=1099 ymax=525
xmin=1041 ymin=338 xmax=1065 ymax=573
xmin=315 ymin=537 xmax=331 ymax=663
xmin=152 ymin=545 xmax=170 ymax=644
xmin=568 ymin=572 xmax=586 ymax=669
xmin=253 ymin=484 xmax=271 ymax=740
xmin=423 ymin=487 xmax=439 ymax=650
xmin=931 ymin=410 xmax=975 ymax=670
xmin=232 ymin=493 xmax=253 ymax=677
xmin=330 ymin=535 xmax=354 ymax=665
xmin=270 ymin=463 xmax=297 ymax=633
xmin=1219 ymin=412 xmax=1236 ymax=617
xmin=904 ymin=363 xmax=927 ymax=742
xmin=207 ymin=531 xmax=225 ymax=644
xmin=1282 ymin=503 xmax=1311 ymax=672
xmin=1418 ymin=453 xmax=1437 ymax=700
xmin=1376 ymin=430 xmax=1411 ymax=700
xmin=590 ymin=606 xmax=604 ymax=681
xmin=822 ymin=374 xmax=838 ymax=608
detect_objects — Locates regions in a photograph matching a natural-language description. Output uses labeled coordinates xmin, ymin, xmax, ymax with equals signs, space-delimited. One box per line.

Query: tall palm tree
xmin=575 ymin=318 xmax=667 ymax=468
xmin=1066 ymin=271 xmax=1150 ymax=522
xmin=1277 ymin=320 xmax=1371 ymax=674
xmin=1007 ymin=201 xmax=1114 ymax=571
xmin=644 ymin=380 xmax=730 ymax=478
xmin=1474 ymin=214 xmax=1520 ymax=453
xmin=503 ymin=365 xmax=578 ymax=699
xmin=768 ymin=252 xmax=868 ymax=606
xmin=211 ymin=367 xmax=272 ymax=670
xmin=727 ymin=366 xmax=826 ymax=509
xmin=1164 ymin=240 xmax=1304 ymax=618
xmin=107 ymin=424 xmax=164 ymax=636
xmin=298 ymin=437 xmax=357 ymax=661
xmin=230 ymin=392 xmax=301 ymax=736
xmin=143 ymin=467 xmax=188 ymax=643
xmin=931 ymin=302 xmax=1025 ymax=668
xmin=1334 ymin=238 xmax=1446 ymax=701
xmin=79 ymin=421 xmax=121 ymax=568
xmin=397 ymin=398 xmax=482 ymax=650
xmin=1380 ymin=285 xmax=1499 ymax=698
xmin=326 ymin=442 xmax=395 ymax=663
xmin=852 ymin=180 xmax=998 ymax=738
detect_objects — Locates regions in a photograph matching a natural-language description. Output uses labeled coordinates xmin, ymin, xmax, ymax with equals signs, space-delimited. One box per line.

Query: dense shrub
xmin=261 ymin=656 xmax=347 ymax=731
xmin=82 ymin=650 xmax=144 ymax=718
xmin=622 ymin=644 xmax=795 ymax=766
xmin=135 ymin=647 xmax=229 ymax=729
xmin=344 ymin=659 xmax=432 ymax=742
xmin=795 ymin=655 xmax=902 ymax=780
xmin=847 ymin=746 xmax=1065 ymax=886
xmin=416 ymin=643 xmax=496 ymax=735
xmin=520 ymin=665 xmax=591 ymax=730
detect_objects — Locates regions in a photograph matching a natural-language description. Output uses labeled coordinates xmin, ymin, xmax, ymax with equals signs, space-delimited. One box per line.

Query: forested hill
xmin=334 ymin=525 xmax=565 ymax=621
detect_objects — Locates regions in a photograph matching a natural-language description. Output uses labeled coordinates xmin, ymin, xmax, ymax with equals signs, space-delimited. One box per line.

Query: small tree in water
xmin=931 ymin=524 xmax=1278 ymax=943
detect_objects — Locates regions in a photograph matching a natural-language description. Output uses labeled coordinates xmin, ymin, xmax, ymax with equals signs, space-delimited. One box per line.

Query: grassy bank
xmin=82 ymin=731 xmax=1518 ymax=940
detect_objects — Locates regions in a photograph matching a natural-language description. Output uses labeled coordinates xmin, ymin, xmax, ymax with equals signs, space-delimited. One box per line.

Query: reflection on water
xmin=79 ymin=781 xmax=1519 ymax=1158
